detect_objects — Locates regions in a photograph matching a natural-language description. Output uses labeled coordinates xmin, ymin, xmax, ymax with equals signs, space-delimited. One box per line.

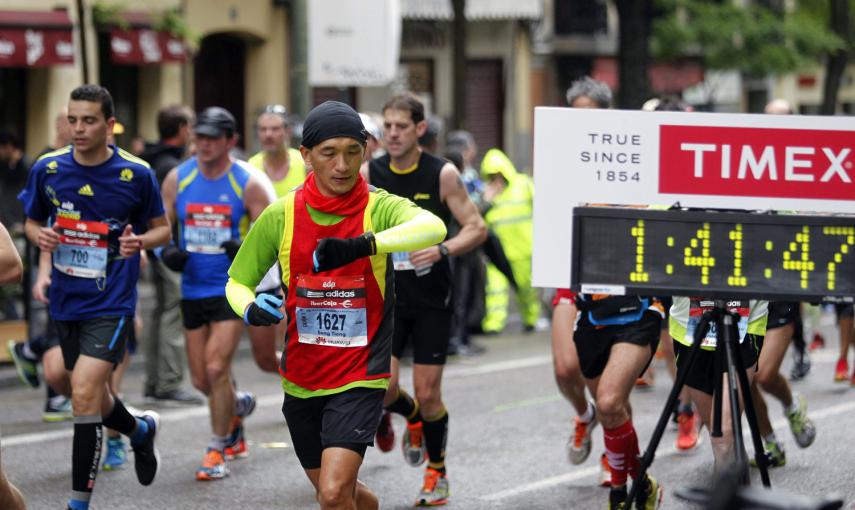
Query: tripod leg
xmin=628 ymin=312 xmax=714 ymax=505
xmin=712 ymin=334 xmax=724 ymax=439
xmin=732 ymin=333 xmax=772 ymax=488
xmin=721 ymin=313 xmax=749 ymax=485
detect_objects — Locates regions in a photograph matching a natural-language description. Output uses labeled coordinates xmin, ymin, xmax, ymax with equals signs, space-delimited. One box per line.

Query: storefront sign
xmin=531 ymin=108 xmax=855 ymax=287
xmin=110 ymin=28 xmax=186 ymax=65
xmin=308 ymin=0 xmax=401 ymax=86
xmin=0 ymin=10 xmax=74 ymax=67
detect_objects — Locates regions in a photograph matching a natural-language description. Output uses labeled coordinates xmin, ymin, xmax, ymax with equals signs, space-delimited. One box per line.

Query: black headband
xmin=301 ymin=101 xmax=367 ymax=149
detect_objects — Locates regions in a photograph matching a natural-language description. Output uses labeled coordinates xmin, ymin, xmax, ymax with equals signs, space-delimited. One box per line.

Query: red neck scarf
xmin=302 ymin=172 xmax=369 ymax=216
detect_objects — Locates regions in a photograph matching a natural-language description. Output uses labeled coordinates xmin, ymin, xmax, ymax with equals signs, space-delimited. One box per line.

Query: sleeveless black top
xmin=369 ymin=151 xmax=452 ymax=310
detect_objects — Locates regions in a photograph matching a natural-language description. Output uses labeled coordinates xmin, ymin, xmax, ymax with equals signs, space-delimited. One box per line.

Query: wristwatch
xmin=438 ymin=243 xmax=449 ymax=258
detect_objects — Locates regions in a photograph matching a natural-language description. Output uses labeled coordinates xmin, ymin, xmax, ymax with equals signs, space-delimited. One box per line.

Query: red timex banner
xmin=659 ymin=125 xmax=855 ymax=201
xmin=110 ymin=28 xmax=186 ymax=65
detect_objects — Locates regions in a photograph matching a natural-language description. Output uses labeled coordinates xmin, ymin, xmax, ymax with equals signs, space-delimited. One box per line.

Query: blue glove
xmin=244 ymin=293 xmax=284 ymax=326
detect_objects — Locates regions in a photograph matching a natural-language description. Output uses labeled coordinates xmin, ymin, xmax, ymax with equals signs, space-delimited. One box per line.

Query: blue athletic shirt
xmin=18 ymin=145 xmax=165 ymax=321
xmin=175 ymin=157 xmax=249 ymax=300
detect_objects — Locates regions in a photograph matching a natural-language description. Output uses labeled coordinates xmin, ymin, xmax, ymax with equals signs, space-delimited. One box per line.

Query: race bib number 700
xmin=53 ymin=217 xmax=109 ymax=279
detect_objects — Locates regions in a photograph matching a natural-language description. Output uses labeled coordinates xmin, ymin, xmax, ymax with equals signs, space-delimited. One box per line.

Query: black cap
xmin=194 ymin=107 xmax=236 ymax=138
xmin=301 ymin=101 xmax=367 ymax=149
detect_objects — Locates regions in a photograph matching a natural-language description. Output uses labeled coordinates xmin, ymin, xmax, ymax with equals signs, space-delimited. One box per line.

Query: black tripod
xmin=675 ymin=466 xmax=842 ymax=510
xmin=627 ymin=300 xmax=771 ymax=505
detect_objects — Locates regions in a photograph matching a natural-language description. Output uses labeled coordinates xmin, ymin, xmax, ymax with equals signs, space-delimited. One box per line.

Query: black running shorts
xmin=55 ymin=316 xmax=133 ymax=370
xmin=673 ymin=334 xmax=763 ymax=396
xmin=573 ymin=310 xmax=662 ymax=380
xmin=391 ymin=306 xmax=452 ymax=365
xmin=282 ymin=387 xmax=385 ymax=470
xmin=180 ymin=296 xmax=240 ymax=330
xmin=658 ymin=297 xmax=673 ymax=330
xmin=835 ymin=303 xmax=854 ymax=321
xmin=766 ymin=302 xmax=800 ymax=330
xmin=44 ymin=317 xmax=60 ymax=349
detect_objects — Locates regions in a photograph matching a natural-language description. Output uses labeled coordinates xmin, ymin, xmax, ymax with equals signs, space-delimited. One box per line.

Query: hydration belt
xmin=576 ymin=295 xmax=649 ymax=326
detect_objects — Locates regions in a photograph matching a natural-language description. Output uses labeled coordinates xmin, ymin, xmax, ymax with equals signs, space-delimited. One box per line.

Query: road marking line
xmin=2 ymin=393 xmax=284 ymax=448
xmin=493 ymin=394 xmax=562 ymax=413
xmin=445 ymin=355 xmax=552 ymax=379
xmin=1 ymin=357 xmax=550 ymax=448
xmin=481 ymin=397 xmax=855 ymax=502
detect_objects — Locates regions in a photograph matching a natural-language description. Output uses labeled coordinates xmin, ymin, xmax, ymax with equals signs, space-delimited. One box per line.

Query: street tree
xmin=614 ymin=0 xmax=655 ymax=109
xmin=651 ymin=0 xmax=842 ymax=106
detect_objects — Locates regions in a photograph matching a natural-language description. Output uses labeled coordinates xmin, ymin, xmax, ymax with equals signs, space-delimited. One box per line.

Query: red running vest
xmin=279 ymin=188 xmax=391 ymax=391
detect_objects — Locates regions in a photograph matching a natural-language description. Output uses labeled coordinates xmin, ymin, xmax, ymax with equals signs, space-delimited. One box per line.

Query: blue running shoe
xmin=103 ymin=437 xmax=127 ymax=471
xmin=132 ymin=410 xmax=160 ymax=486
xmin=235 ymin=391 xmax=256 ymax=418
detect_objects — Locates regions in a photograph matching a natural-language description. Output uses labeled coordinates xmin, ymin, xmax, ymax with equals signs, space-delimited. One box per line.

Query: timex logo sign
xmin=659 ymin=125 xmax=855 ymax=201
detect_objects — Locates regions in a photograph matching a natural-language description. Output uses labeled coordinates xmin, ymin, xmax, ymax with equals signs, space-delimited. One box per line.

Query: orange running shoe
xmin=808 ymin=333 xmax=825 ymax=351
xmin=834 ymin=358 xmax=849 ymax=382
xmin=402 ymin=421 xmax=427 ymax=467
xmin=415 ymin=468 xmax=449 ymax=506
xmin=599 ymin=453 xmax=612 ymax=487
xmin=196 ymin=448 xmax=228 ymax=481
xmin=224 ymin=420 xmax=248 ymax=460
xmin=375 ymin=412 xmax=395 ymax=453
xmin=676 ymin=411 xmax=699 ymax=451
xmin=567 ymin=412 xmax=598 ymax=465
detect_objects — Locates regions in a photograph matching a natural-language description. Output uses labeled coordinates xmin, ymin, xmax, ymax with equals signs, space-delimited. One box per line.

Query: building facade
xmin=0 ymin=0 xmax=292 ymax=157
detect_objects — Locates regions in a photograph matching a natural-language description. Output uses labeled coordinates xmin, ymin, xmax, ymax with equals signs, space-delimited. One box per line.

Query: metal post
xmin=451 ymin=0 xmax=466 ymax=130
xmin=76 ymin=0 xmax=90 ymax=83
xmin=289 ymin=0 xmax=310 ymax=117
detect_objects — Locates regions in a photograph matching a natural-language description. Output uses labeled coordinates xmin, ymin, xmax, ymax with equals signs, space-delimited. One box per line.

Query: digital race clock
xmin=571 ymin=207 xmax=855 ymax=302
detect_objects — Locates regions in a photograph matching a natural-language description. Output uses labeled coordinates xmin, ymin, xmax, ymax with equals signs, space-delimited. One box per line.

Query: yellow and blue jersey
xmin=18 ymin=145 xmax=164 ymax=320
xmin=175 ymin=157 xmax=250 ymax=299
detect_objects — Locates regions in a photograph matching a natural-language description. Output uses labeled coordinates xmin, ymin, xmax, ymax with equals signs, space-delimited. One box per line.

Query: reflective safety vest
xmin=484 ymin=176 xmax=534 ymax=261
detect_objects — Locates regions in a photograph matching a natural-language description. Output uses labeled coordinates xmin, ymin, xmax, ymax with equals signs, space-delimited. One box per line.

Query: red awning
xmin=0 ymin=10 xmax=74 ymax=67
xmin=110 ymin=28 xmax=187 ymax=64
xmin=592 ymin=57 xmax=705 ymax=94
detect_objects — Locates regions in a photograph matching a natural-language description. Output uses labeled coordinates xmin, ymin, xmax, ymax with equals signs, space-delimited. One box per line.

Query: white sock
xmin=21 ymin=342 xmax=37 ymax=360
xmin=763 ymin=433 xmax=777 ymax=445
xmin=208 ymin=435 xmax=229 ymax=452
xmin=785 ymin=394 xmax=801 ymax=416
xmin=579 ymin=400 xmax=596 ymax=424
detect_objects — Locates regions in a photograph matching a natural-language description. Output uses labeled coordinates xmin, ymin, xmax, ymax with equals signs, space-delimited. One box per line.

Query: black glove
xmin=244 ymin=293 xmax=285 ymax=326
xmin=312 ymin=232 xmax=376 ymax=273
xmin=221 ymin=239 xmax=242 ymax=260
xmin=159 ymin=244 xmax=190 ymax=272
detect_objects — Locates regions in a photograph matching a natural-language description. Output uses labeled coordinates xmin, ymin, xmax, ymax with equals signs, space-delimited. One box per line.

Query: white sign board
xmin=308 ymin=0 xmax=401 ymax=87
xmin=532 ymin=107 xmax=855 ymax=288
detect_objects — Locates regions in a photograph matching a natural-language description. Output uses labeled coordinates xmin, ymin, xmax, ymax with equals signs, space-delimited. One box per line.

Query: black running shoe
xmin=132 ymin=411 xmax=161 ymax=486
xmin=7 ymin=340 xmax=39 ymax=388
xmin=609 ymin=487 xmax=628 ymax=510
xmin=790 ymin=349 xmax=811 ymax=381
